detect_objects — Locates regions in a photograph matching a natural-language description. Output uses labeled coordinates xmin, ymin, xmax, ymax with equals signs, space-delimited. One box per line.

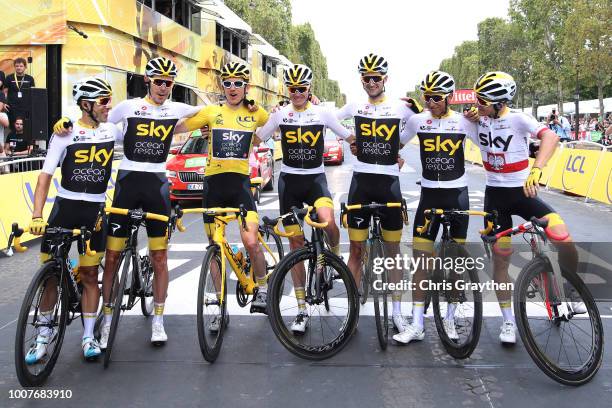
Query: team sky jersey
xmin=336 ymin=97 xmax=415 ymax=176
xmin=42 ymin=121 xmax=121 ymax=202
xmin=183 ymin=104 xmax=269 ymax=176
xmin=257 ymin=102 xmax=351 ymax=174
xmin=475 ymin=110 xmax=548 ymax=187
xmin=405 ymin=110 xmax=478 ymax=188
xmin=108 ymin=97 xmax=200 ymax=173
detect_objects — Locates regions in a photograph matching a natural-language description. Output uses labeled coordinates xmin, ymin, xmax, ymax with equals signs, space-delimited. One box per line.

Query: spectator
xmin=558 ymin=114 xmax=572 ymax=142
xmin=0 ymin=68 xmax=5 ymax=89
xmin=2 ymin=58 xmax=35 ymax=131
xmin=4 ymin=117 xmax=32 ymax=157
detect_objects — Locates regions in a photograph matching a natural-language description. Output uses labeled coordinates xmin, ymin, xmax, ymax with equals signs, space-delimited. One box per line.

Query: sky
xmin=291 ymin=0 xmax=510 ymax=102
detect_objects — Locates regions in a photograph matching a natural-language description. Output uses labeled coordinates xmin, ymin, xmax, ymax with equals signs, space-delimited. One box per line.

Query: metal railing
xmin=0 ymin=155 xmax=45 ymax=174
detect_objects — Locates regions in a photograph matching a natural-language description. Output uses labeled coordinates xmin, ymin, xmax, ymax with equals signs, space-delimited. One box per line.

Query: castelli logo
xmin=142 ymin=106 xmax=148 ymax=111
xmin=365 ymin=105 xmax=370 ymax=109
xmin=79 ymin=130 xmax=86 ymax=135
xmin=288 ymin=112 xmax=294 ymax=117
xmin=426 ymin=119 xmax=432 ymax=124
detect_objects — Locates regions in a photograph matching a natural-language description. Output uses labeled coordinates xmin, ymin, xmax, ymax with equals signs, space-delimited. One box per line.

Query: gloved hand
xmin=523 ymin=167 xmax=542 ymax=198
xmin=29 ymin=217 xmax=47 ymax=235
xmin=52 ymin=117 xmax=73 ymax=136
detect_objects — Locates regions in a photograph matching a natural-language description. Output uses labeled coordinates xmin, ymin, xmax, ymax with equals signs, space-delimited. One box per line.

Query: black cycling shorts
xmin=413 ymin=186 xmax=469 ymax=245
xmin=484 ymin=186 xmax=556 ymax=231
xmin=347 ymin=172 xmax=403 ymax=241
xmin=278 ymin=172 xmax=333 ymax=226
xmin=202 ymin=172 xmax=257 ymax=224
xmin=108 ymin=170 xmax=170 ymax=239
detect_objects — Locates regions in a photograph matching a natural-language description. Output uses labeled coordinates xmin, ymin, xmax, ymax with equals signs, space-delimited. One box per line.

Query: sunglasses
xmin=222 ymin=80 xmax=247 ymax=89
xmin=288 ymin=86 xmax=309 ymax=94
xmin=361 ymin=75 xmax=384 ymax=84
xmin=475 ymin=96 xmax=494 ymax=106
xmin=83 ymin=96 xmax=112 ymax=106
xmin=424 ymin=94 xmax=446 ymax=103
xmin=152 ymin=78 xmax=174 ymax=87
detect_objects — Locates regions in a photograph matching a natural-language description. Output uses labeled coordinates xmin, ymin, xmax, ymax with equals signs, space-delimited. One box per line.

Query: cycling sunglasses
xmin=222 ymin=80 xmax=247 ymax=89
xmin=475 ymin=96 xmax=494 ymax=106
xmin=424 ymin=94 xmax=447 ymax=103
xmin=84 ymin=96 xmax=112 ymax=106
xmin=288 ymin=86 xmax=309 ymax=94
xmin=361 ymin=75 xmax=384 ymax=84
xmin=152 ymin=79 xmax=174 ymax=87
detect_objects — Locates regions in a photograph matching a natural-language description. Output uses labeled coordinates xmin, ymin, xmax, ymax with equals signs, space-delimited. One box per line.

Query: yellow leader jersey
xmin=183 ymin=104 xmax=269 ymax=176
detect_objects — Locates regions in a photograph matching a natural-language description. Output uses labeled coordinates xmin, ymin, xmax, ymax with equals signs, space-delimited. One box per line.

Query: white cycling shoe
xmin=82 ymin=337 xmax=102 ymax=360
xmin=499 ymin=320 xmax=516 ymax=345
xmin=443 ymin=318 xmax=459 ymax=341
xmin=290 ymin=312 xmax=310 ymax=334
xmin=392 ymin=315 xmax=410 ymax=333
xmin=392 ymin=323 xmax=425 ymax=344
xmin=25 ymin=332 xmax=53 ymax=365
xmin=99 ymin=323 xmax=111 ymax=350
xmin=151 ymin=322 xmax=168 ymax=345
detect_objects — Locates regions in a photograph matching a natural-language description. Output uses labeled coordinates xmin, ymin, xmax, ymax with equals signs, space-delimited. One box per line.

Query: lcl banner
xmin=449 ymin=89 xmax=476 ymax=105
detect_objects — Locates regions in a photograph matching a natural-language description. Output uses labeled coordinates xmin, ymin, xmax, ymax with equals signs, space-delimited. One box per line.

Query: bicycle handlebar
xmin=416 ymin=209 xmax=496 ymax=236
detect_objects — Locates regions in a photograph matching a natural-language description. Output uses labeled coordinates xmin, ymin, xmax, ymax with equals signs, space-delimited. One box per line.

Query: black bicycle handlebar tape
xmin=481 ymin=234 xmax=498 ymax=244
xmin=531 ymin=217 xmax=549 ymax=229
xmin=239 ymin=204 xmax=247 ymax=228
xmin=426 ymin=208 xmax=436 ymax=236
xmin=12 ymin=223 xmax=25 ymax=237
xmin=262 ymin=216 xmax=276 ymax=227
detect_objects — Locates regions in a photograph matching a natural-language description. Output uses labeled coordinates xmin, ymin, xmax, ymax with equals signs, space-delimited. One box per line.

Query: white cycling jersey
xmin=257 ymin=102 xmax=351 ymax=175
xmin=336 ymin=97 xmax=415 ymax=176
xmin=42 ymin=121 xmax=121 ymax=202
xmin=404 ymin=110 xmax=477 ymax=188
xmin=108 ymin=97 xmax=200 ymax=173
xmin=474 ymin=110 xmax=547 ymax=187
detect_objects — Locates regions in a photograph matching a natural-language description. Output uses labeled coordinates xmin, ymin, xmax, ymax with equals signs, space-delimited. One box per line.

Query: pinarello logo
xmin=142 ymin=106 xmax=148 ymax=111
xmin=426 ymin=120 xmax=432 ymax=125
xmin=79 ymin=130 xmax=86 ymax=135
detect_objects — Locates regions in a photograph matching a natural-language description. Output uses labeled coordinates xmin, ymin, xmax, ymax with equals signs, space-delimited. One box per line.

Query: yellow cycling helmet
xmin=146 ymin=57 xmax=178 ymax=78
xmin=358 ymin=53 xmax=388 ymax=75
xmin=283 ymin=64 xmax=313 ymax=87
xmin=474 ymin=71 xmax=517 ymax=103
xmin=220 ymin=62 xmax=250 ymax=81
xmin=420 ymin=71 xmax=455 ymax=94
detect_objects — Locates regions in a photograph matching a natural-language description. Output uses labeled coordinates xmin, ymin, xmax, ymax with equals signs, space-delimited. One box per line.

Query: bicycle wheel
xmin=15 ymin=262 xmax=68 ymax=387
xmin=514 ymin=257 xmax=604 ymax=386
xmin=197 ymin=245 xmax=227 ymax=363
xmin=359 ymin=240 xmax=370 ymax=305
xmin=267 ymin=248 xmax=359 ymax=360
xmin=431 ymin=242 xmax=482 ymax=359
xmin=370 ymin=239 xmax=389 ymax=350
xmin=104 ymin=250 xmax=131 ymax=368
xmin=140 ymin=254 xmax=154 ymax=316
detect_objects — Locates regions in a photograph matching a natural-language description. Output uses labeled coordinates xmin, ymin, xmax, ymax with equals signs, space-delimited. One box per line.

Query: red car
xmin=323 ymin=130 xmax=345 ymax=165
xmin=166 ymin=134 xmax=275 ymax=204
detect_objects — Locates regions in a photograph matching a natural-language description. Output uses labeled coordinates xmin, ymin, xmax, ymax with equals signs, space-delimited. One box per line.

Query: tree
xmin=438 ymin=41 xmax=480 ymax=89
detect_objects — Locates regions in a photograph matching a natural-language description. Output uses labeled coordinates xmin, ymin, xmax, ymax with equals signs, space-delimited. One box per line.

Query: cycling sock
xmin=295 ymin=287 xmax=306 ymax=312
xmin=103 ymin=303 xmax=112 ymax=325
xmin=446 ymin=303 xmax=457 ymax=320
xmin=38 ymin=310 xmax=53 ymax=337
xmin=331 ymin=244 xmax=341 ymax=256
xmin=412 ymin=302 xmax=425 ymax=329
xmin=257 ymin=277 xmax=267 ymax=294
xmin=392 ymin=292 xmax=402 ymax=316
xmin=499 ymin=301 xmax=514 ymax=322
xmin=153 ymin=303 xmax=164 ymax=325
xmin=82 ymin=313 xmax=97 ymax=339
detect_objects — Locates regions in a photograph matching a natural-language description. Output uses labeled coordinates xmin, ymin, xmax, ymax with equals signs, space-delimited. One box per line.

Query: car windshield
xmin=180 ymin=136 xmax=208 ymax=154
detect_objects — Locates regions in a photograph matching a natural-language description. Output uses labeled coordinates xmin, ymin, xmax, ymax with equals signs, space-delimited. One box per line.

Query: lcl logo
xmin=562 ymin=154 xmax=587 ymax=191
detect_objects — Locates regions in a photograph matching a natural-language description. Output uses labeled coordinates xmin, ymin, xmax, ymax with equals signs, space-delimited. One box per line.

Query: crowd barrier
xmin=464 ymin=140 xmax=612 ymax=205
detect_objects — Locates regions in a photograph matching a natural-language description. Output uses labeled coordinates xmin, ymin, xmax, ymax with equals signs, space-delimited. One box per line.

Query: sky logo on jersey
xmin=423 ymin=136 xmax=463 ymax=155
xmin=478 ymin=132 xmax=513 ymax=151
xmin=74 ymin=146 xmax=113 ymax=166
xmin=285 ymin=128 xmax=322 ymax=147
xmin=222 ymin=130 xmax=246 ymax=143
xmin=359 ymin=120 xmax=397 ymax=141
xmin=135 ymin=122 xmax=173 ymax=141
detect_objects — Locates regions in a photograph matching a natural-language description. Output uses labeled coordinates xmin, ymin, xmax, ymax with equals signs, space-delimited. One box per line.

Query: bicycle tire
xmin=140 ymin=255 xmax=154 ymax=316
xmin=197 ymin=245 xmax=227 ymax=363
xmin=514 ymin=257 xmax=604 ymax=386
xmin=267 ymin=248 xmax=359 ymax=360
xmin=431 ymin=243 xmax=483 ymax=359
xmin=103 ymin=250 xmax=131 ymax=368
xmin=359 ymin=240 xmax=370 ymax=305
xmin=15 ymin=262 xmax=68 ymax=387
xmin=371 ymin=239 xmax=389 ymax=350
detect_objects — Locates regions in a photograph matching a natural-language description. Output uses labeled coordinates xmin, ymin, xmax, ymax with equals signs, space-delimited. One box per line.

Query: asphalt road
xmin=1 ymin=144 xmax=611 ymax=408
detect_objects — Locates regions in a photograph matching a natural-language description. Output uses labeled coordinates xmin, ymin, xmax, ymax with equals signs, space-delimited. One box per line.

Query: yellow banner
xmin=464 ymin=139 xmax=483 ymax=165
xmin=548 ymin=148 xmax=603 ymax=198
xmin=585 ymin=150 xmax=612 ymax=205
xmin=0 ymin=0 xmax=66 ymax=45
xmin=0 ymin=161 xmax=120 ymax=244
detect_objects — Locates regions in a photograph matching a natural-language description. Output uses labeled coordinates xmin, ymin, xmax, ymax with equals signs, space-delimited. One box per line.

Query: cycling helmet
xmin=420 ymin=71 xmax=455 ymax=94
xmin=72 ymin=77 xmax=112 ymax=103
xmin=474 ymin=71 xmax=517 ymax=103
xmin=283 ymin=64 xmax=313 ymax=86
xmin=220 ymin=62 xmax=250 ymax=81
xmin=145 ymin=57 xmax=178 ymax=77
xmin=358 ymin=53 xmax=388 ymax=75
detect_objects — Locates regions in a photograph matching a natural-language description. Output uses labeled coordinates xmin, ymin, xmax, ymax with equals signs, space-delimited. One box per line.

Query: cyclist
xmin=336 ymin=53 xmax=421 ymax=334
xmin=392 ymin=71 xmax=478 ymax=344
xmin=256 ymin=64 xmax=354 ymax=333
xmin=471 ymin=71 xmax=579 ymax=344
xmin=174 ymin=62 xmax=270 ymax=316
xmin=27 ymin=77 xmax=118 ymax=361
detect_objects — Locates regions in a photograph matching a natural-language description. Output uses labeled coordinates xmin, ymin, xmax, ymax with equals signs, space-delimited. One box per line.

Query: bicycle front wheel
xmin=370 ymin=239 xmax=389 ymax=350
xmin=514 ymin=257 xmax=604 ymax=386
xmin=267 ymin=248 xmax=359 ymax=360
xmin=104 ymin=250 xmax=131 ymax=368
xmin=432 ymin=242 xmax=483 ymax=359
xmin=15 ymin=262 xmax=68 ymax=387
xmin=359 ymin=240 xmax=370 ymax=305
xmin=197 ymin=245 xmax=227 ymax=363
xmin=140 ymin=255 xmax=154 ymax=316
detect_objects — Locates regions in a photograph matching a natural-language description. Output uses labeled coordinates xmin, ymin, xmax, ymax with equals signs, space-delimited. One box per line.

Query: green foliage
xmin=224 ymin=0 xmax=344 ymax=105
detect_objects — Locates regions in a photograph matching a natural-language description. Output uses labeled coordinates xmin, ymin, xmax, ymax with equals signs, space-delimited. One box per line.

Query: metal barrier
xmin=0 ymin=155 xmax=46 ymax=174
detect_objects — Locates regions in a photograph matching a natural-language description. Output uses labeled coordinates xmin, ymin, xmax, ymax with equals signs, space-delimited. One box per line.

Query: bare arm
xmin=533 ymin=129 xmax=559 ymax=169
xmin=32 ymin=173 xmax=52 ymax=218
